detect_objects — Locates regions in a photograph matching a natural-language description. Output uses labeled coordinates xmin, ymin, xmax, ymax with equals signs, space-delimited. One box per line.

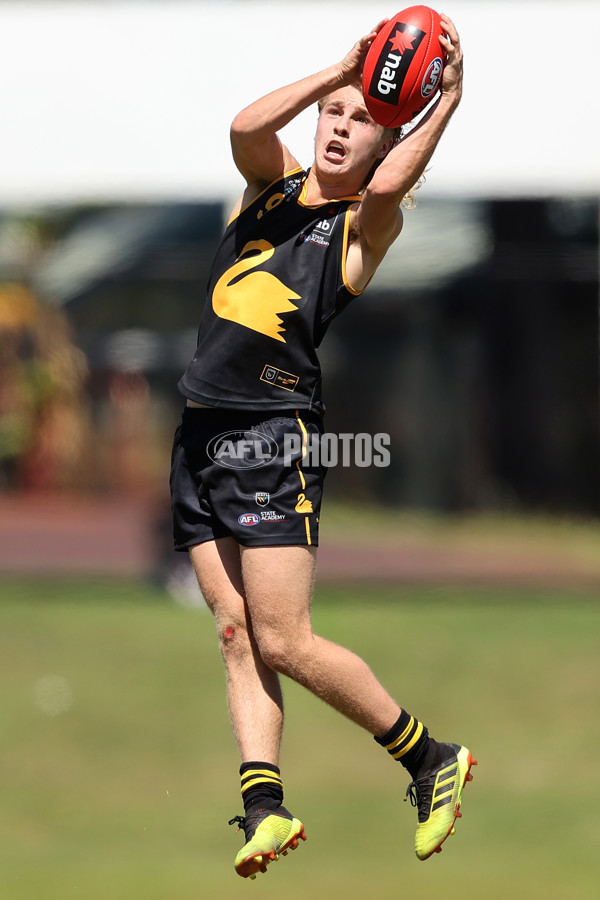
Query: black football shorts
xmin=170 ymin=406 xmax=325 ymax=549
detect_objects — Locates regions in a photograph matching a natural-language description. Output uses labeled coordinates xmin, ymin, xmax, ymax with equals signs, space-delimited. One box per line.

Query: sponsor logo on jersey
xmin=314 ymin=217 xmax=336 ymax=236
xmin=260 ymin=364 xmax=299 ymax=392
xmin=238 ymin=513 xmax=261 ymax=527
xmin=312 ymin=216 xmax=337 ymax=246
xmin=367 ymin=24 xmax=425 ymax=106
xmin=256 ymin=175 xmax=305 ymax=219
xmin=297 ymin=215 xmax=339 ymax=248
xmin=207 ymin=430 xmax=278 ymax=469
xmin=284 ymin=175 xmax=305 ymax=197
xmin=255 ymin=491 xmax=270 ymax=506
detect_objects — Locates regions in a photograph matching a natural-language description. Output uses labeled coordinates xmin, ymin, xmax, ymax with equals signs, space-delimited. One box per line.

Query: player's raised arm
xmin=230 ymin=21 xmax=389 ymax=188
xmin=359 ymin=14 xmax=463 ymax=253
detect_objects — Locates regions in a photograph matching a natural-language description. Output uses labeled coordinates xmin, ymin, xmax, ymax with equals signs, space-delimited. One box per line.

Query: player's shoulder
xmin=228 ymin=167 xmax=307 ymax=224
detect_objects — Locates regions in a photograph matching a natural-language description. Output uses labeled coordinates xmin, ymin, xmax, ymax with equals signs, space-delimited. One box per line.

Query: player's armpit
xmin=344 ymin=205 xmax=403 ymax=293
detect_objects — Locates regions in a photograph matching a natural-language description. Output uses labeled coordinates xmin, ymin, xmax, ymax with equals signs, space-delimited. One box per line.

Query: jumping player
xmin=170 ymin=14 xmax=475 ymax=878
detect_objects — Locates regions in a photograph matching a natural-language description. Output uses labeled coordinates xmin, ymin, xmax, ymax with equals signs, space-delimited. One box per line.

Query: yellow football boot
xmin=229 ymin=806 xmax=306 ymax=879
xmin=405 ymin=743 xmax=477 ymax=860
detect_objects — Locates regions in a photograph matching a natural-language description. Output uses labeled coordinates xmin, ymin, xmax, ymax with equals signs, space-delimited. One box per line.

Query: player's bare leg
xmin=189 ymin=538 xmax=283 ymax=762
xmin=190 ymin=539 xmax=305 ymax=879
xmin=241 ymin=544 xmax=476 ymax=861
xmin=240 ymin=544 xmax=401 ymax=735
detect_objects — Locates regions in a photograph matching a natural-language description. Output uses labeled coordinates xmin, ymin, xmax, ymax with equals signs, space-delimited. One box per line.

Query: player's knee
xmin=217 ymin=619 xmax=251 ymax=658
xmin=256 ymin=630 xmax=306 ymax=675
xmin=257 ymin=640 xmax=284 ymax=673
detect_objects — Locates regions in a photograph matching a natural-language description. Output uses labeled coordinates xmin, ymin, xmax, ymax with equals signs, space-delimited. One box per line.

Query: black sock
xmin=374 ymin=710 xmax=431 ymax=780
xmin=239 ymin=761 xmax=284 ymax=814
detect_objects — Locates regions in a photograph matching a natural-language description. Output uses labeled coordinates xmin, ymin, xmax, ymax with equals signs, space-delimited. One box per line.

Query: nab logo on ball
xmin=362 ymin=7 xmax=446 ymax=128
xmin=207 ymin=430 xmax=278 ymax=469
xmin=368 ymin=24 xmax=425 ymax=106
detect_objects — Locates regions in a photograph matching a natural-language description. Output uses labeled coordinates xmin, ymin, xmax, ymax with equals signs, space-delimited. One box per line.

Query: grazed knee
xmin=217 ymin=619 xmax=252 ymax=660
xmin=223 ymin=624 xmax=236 ymax=642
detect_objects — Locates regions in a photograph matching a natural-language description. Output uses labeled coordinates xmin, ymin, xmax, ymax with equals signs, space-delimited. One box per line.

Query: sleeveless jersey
xmin=178 ymin=168 xmax=363 ymax=414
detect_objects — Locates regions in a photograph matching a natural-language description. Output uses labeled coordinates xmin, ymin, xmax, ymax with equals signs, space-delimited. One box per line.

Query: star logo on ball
xmin=388 ymin=27 xmax=418 ymax=55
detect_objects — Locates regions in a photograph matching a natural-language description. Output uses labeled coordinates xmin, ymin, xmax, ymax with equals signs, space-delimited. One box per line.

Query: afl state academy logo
xmin=207 ymin=430 xmax=278 ymax=469
xmin=421 ymin=58 xmax=443 ymax=98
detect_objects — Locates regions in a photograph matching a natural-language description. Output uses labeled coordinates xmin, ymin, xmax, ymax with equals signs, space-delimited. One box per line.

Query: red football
xmin=362 ymin=6 xmax=445 ymax=128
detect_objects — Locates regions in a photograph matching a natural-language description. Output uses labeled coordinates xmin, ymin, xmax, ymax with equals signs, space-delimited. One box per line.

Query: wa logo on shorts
xmin=207 ymin=430 xmax=278 ymax=469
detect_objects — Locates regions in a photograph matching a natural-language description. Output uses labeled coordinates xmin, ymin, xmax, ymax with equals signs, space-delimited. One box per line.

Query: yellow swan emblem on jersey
xmin=212 ymin=239 xmax=301 ymax=343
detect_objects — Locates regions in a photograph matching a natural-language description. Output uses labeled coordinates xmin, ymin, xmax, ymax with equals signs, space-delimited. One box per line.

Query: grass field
xmin=1 ymin=576 xmax=599 ymax=899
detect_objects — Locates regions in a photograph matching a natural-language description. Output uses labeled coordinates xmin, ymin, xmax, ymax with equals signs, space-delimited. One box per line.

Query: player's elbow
xmin=366 ymin=170 xmax=411 ymax=206
xmin=231 ymin=109 xmax=251 ymax=138
xmin=230 ymin=107 xmax=263 ymax=151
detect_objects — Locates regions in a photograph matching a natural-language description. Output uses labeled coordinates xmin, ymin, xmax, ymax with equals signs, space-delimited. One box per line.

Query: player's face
xmin=314 ymin=86 xmax=388 ymax=185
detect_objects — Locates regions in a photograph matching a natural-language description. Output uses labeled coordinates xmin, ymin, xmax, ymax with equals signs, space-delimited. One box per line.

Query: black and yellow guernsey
xmin=178 ymin=168 xmax=363 ymax=415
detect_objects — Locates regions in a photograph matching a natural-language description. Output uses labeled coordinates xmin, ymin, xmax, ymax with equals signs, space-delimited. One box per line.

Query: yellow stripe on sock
xmin=384 ymin=718 xmax=415 ymax=752
xmin=241 ymin=775 xmax=283 ymax=794
xmin=391 ymin=721 xmax=424 ymax=759
xmin=241 ymin=769 xmax=282 ymax=781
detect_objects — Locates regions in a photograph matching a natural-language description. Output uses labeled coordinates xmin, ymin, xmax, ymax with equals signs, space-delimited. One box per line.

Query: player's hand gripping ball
xmin=362 ymin=6 xmax=445 ymax=128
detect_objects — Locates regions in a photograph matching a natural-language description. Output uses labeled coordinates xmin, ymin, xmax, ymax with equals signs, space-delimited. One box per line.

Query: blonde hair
xmin=401 ymin=172 xmax=426 ymax=210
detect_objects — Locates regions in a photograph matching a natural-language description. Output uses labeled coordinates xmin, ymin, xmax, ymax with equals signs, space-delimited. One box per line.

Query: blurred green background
xmin=2 ymin=2 xmax=600 ymax=898
xmin=1 ymin=575 xmax=599 ymax=899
